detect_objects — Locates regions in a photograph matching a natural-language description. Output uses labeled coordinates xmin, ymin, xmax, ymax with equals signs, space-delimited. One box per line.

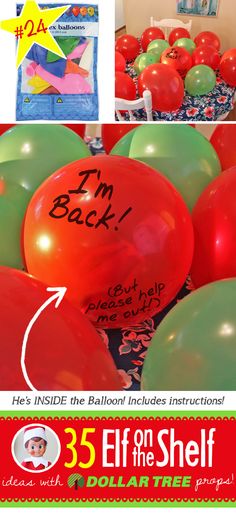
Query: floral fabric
xmin=116 ymin=57 xmax=236 ymax=122
xmin=98 ymin=278 xmax=194 ymax=391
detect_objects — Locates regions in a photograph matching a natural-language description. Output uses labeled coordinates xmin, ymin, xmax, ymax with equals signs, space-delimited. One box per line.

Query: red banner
xmin=0 ymin=415 xmax=236 ymax=504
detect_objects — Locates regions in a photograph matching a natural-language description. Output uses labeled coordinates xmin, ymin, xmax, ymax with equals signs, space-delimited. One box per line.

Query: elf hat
xmin=23 ymin=426 xmax=47 ymax=445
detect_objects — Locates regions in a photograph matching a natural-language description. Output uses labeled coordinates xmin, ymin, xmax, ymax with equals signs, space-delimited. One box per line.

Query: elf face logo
xmin=11 ymin=424 xmax=61 ymax=474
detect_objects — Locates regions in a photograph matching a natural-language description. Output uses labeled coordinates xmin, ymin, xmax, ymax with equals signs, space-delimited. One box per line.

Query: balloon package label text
xmin=16 ymin=4 xmax=99 ymax=121
xmin=0 ymin=412 xmax=236 ymax=507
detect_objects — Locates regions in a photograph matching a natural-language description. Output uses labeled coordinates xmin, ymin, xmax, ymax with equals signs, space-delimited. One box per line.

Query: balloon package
xmin=16 ymin=4 xmax=99 ymax=121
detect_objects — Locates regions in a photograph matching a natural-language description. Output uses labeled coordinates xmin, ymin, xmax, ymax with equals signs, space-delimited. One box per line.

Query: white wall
xmin=123 ymin=0 xmax=236 ymax=52
xmin=116 ymin=0 xmax=125 ymax=30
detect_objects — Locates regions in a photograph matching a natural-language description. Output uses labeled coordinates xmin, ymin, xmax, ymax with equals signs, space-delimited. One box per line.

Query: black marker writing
xmin=49 ymin=168 xmax=132 ymax=231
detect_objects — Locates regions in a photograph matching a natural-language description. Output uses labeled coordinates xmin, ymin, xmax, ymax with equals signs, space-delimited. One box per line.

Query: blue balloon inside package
xmin=16 ymin=4 xmax=99 ymax=121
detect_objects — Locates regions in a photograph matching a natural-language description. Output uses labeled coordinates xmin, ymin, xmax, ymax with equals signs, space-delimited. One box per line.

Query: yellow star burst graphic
xmin=0 ymin=0 xmax=70 ymax=67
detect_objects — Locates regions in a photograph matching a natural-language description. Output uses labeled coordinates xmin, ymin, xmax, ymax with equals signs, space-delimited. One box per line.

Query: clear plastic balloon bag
xmin=16 ymin=4 xmax=99 ymax=121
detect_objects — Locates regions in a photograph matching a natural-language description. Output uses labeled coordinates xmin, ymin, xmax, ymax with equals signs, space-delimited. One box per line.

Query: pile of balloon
xmin=1 ymin=122 xmax=236 ymax=392
xmin=115 ymin=28 xmax=236 ymax=111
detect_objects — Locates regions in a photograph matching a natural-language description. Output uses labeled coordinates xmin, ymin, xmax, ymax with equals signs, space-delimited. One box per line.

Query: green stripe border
xmin=1 ymin=410 xmax=235 ymax=418
xmin=0 ymin=500 xmax=236 ymax=508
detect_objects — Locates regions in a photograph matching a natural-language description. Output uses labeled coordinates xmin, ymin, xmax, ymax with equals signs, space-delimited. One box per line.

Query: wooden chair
xmin=150 ymin=17 xmax=192 ymax=41
xmin=115 ymin=90 xmax=153 ymax=121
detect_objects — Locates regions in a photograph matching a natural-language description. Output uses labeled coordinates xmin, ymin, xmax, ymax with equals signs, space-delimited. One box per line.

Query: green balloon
xmin=147 ymin=39 xmax=169 ymax=62
xmin=0 ymin=125 xmax=90 ymax=268
xmin=173 ymin=37 xmax=196 ymax=55
xmin=0 ymin=125 xmax=91 ymax=192
xmin=47 ymin=36 xmax=81 ymax=63
xmin=185 ymin=65 xmax=216 ymax=96
xmin=134 ymin=53 xmax=157 ymax=75
xmin=111 ymin=125 xmax=221 ymax=211
xmin=142 ymin=279 xmax=236 ymax=391
xmin=0 ymin=177 xmax=31 ymax=269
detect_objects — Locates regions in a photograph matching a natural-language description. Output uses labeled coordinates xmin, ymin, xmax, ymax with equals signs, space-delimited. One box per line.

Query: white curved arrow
xmin=21 ymin=287 xmax=67 ymax=391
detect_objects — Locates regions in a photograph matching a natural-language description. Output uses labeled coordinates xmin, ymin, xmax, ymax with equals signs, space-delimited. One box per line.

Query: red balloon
xmin=0 ymin=267 xmax=121 ymax=390
xmin=102 ymin=124 xmax=141 ymax=154
xmin=194 ymin=31 xmax=220 ymax=51
xmin=221 ymin=48 xmax=236 ymax=60
xmin=210 ymin=124 xmax=236 ymax=170
xmin=220 ymin=49 xmax=236 ymax=86
xmin=138 ymin=63 xmax=184 ymax=112
xmin=0 ymin=124 xmax=15 ymax=135
xmin=23 ymin=155 xmax=194 ymax=329
xmin=115 ymin=72 xmax=136 ymax=101
xmin=161 ymin=46 xmax=192 ymax=78
xmin=64 ymin=124 xmax=86 ymax=139
xmin=169 ymin=27 xmax=191 ymax=46
xmin=115 ymin=34 xmax=140 ymax=62
xmin=192 ymin=168 xmax=236 ymax=287
xmin=141 ymin=27 xmax=165 ymax=52
xmin=115 ymin=51 xmax=126 ymax=72
xmin=192 ymin=44 xmax=220 ymax=70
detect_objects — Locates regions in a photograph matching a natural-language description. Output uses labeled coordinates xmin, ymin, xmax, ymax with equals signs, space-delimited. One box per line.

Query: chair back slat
xmin=150 ymin=16 xmax=192 ymax=40
xmin=115 ymin=91 xmax=153 ymax=121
